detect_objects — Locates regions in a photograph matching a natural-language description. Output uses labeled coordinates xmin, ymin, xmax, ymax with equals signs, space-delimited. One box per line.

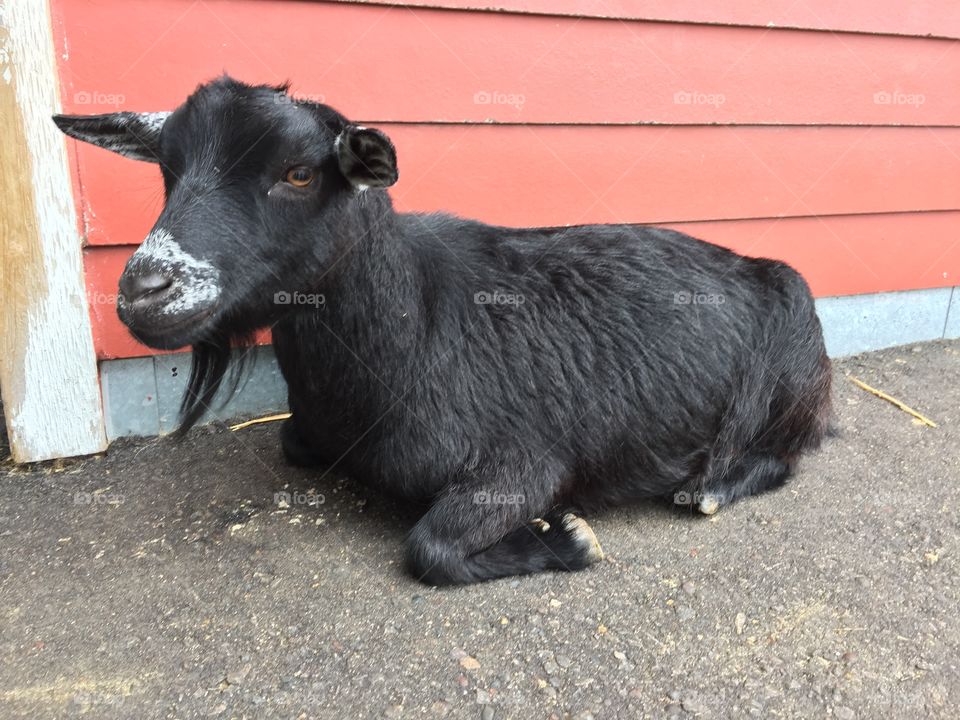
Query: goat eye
xmin=285 ymin=166 xmax=315 ymax=187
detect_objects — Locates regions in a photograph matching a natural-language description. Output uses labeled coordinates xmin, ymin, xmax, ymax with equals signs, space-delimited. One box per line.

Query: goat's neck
xmin=299 ymin=192 xmax=422 ymax=355
xmin=336 ymin=192 xmax=416 ymax=308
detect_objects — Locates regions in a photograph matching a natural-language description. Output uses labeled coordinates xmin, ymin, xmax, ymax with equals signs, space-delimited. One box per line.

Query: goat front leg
xmin=406 ymin=455 xmax=604 ymax=585
xmin=280 ymin=416 xmax=332 ymax=468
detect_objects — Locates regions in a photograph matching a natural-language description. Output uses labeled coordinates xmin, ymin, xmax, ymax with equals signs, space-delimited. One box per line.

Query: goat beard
xmin=176 ymin=331 xmax=256 ymax=437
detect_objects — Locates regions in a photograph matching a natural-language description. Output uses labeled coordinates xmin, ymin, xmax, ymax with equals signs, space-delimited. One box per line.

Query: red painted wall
xmin=50 ymin=0 xmax=960 ymax=358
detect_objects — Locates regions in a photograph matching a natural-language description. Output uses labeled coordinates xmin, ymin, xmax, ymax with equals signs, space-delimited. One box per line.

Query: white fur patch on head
xmin=139 ymin=111 xmax=171 ymax=134
xmin=125 ymin=228 xmax=221 ymax=314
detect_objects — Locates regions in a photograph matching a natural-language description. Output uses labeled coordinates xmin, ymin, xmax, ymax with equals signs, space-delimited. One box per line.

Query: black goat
xmin=55 ymin=77 xmax=832 ymax=585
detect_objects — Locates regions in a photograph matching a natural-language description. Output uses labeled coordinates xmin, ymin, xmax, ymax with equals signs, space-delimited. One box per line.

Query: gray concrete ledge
xmin=815 ymin=286 xmax=957 ymax=357
xmin=100 ymin=346 xmax=288 ymax=441
xmin=100 ymin=286 xmax=960 ymax=440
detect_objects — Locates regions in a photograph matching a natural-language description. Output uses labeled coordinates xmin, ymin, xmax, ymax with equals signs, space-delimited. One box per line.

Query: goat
xmin=54 ymin=77 xmax=832 ymax=585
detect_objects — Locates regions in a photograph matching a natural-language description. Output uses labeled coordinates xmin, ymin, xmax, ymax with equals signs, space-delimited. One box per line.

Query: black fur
xmin=54 ymin=77 xmax=832 ymax=585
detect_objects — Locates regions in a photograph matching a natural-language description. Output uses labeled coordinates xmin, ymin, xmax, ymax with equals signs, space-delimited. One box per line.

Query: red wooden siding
xmin=53 ymin=1 xmax=960 ymax=125
xmin=50 ymin=0 xmax=960 ymax=359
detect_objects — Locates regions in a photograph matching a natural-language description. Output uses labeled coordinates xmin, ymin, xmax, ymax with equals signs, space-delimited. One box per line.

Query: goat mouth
xmin=120 ymin=304 xmax=219 ymax=350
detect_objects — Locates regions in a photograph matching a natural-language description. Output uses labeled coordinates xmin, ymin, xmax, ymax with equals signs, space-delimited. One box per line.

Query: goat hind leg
xmin=697 ymin=453 xmax=793 ymax=514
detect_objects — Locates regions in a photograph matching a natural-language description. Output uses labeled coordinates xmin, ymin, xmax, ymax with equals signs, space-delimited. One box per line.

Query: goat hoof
xmin=530 ymin=517 xmax=551 ymax=533
xmin=562 ymin=513 xmax=604 ymax=563
xmin=698 ymin=494 xmax=721 ymax=515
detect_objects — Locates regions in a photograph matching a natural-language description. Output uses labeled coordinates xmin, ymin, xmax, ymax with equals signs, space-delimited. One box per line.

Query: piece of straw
xmin=229 ymin=412 xmax=292 ymax=431
xmin=848 ymin=376 xmax=937 ymax=428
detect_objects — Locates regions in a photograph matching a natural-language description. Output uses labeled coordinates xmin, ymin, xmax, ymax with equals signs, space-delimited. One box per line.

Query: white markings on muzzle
xmin=125 ymin=228 xmax=221 ymax=315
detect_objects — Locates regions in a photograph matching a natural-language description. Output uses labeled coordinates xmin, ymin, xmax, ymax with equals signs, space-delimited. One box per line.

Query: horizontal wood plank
xmin=333 ymin=0 xmax=960 ymax=40
xmin=74 ymin=125 xmax=960 ymax=246
xmin=52 ymin=0 xmax=960 ymax=125
xmin=85 ymin=211 xmax=960 ymax=358
xmin=665 ymin=212 xmax=960 ymax=298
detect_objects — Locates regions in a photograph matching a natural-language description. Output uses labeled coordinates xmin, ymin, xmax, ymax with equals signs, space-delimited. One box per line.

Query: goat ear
xmin=336 ymin=125 xmax=398 ymax=188
xmin=52 ymin=111 xmax=170 ymax=163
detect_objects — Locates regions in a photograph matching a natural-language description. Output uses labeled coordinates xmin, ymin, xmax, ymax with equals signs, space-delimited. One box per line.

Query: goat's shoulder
xmin=397 ymin=212 xmax=664 ymax=260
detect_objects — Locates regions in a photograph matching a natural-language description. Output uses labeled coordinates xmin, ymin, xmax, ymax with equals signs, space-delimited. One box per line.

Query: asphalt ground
xmin=0 ymin=339 xmax=957 ymax=719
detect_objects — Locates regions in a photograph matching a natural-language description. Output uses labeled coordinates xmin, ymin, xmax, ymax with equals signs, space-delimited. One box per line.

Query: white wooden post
xmin=0 ymin=0 xmax=108 ymax=462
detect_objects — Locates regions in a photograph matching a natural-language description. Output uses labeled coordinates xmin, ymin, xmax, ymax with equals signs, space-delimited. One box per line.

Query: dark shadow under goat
xmin=54 ymin=77 xmax=832 ymax=585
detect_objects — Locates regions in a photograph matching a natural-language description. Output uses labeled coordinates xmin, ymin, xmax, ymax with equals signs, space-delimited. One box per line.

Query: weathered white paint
xmin=0 ymin=0 xmax=107 ymax=462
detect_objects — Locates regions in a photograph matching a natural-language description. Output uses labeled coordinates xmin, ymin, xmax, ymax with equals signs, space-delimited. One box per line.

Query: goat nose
xmin=120 ymin=271 xmax=174 ymax=305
